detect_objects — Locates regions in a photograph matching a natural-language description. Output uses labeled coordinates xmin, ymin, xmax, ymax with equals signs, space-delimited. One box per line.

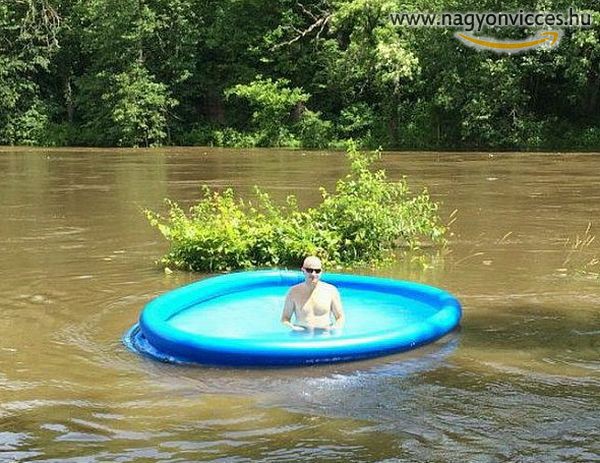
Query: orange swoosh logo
xmin=455 ymin=31 xmax=560 ymax=52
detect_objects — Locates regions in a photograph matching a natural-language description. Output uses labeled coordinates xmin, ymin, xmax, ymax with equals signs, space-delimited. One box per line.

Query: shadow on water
xmin=120 ymin=331 xmax=461 ymax=396
xmin=458 ymin=301 xmax=599 ymax=378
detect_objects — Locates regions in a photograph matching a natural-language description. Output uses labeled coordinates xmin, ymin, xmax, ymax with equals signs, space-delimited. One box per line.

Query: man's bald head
xmin=302 ymin=256 xmax=322 ymax=269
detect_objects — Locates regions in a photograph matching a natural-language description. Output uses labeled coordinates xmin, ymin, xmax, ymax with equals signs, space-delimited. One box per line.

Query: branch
xmin=272 ymin=14 xmax=331 ymax=50
xmin=297 ymin=2 xmax=317 ymax=21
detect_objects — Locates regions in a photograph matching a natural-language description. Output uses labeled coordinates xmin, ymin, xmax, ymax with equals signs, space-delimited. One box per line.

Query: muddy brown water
xmin=0 ymin=147 xmax=598 ymax=462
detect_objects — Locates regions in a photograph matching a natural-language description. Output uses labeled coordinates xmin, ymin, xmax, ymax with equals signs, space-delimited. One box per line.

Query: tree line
xmin=0 ymin=0 xmax=598 ymax=150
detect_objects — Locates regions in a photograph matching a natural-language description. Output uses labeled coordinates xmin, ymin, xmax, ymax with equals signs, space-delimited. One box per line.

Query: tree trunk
xmin=65 ymin=76 xmax=73 ymax=123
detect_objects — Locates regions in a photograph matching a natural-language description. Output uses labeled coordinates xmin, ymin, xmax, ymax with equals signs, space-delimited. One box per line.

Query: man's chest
xmin=295 ymin=290 xmax=330 ymax=316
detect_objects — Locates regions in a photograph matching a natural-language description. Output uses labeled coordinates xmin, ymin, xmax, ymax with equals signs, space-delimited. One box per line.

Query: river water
xmin=0 ymin=147 xmax=598 ymax=462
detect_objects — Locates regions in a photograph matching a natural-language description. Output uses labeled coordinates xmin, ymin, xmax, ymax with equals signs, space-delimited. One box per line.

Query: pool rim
xmin=126 ymin=269 xmax=462 ymax=366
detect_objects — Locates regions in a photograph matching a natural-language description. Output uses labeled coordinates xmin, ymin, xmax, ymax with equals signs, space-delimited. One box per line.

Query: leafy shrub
xmin=0 ymin=101 xmax=50 ymax=145
xmin=224 ymin=77 xmax=337 ymax=149
xmin=543 ymin=124 xmax=600 ymax=151
xmin=146 ymin=142 xmax=446 ymax=272
xmin=109 ymin=65 xmax=178 ymax=147
xmin=210 ymin=127 xmax=260 ymax=148
xmin=338 ymin=103 xmax=375 ymax=143
xmin=77 ymin=65 xmax=177 ymax=147
xmin=37 ymin=122 xmax=71 ymax=147
xmin=225 ymin=77 xmax=308 ymax=147
xmin=577 ymin=127 xmax=600 ymax=151
xmin=296 ymin=110 xmax=333 ymax=149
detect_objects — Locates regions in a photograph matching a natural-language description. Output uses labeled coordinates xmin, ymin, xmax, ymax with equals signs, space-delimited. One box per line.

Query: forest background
xmin=1 ymin=0 xmax=598 ymax=150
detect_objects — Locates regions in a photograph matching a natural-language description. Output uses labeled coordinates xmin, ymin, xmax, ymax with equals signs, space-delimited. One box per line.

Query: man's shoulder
xmin=287 ymin=283 xmax=304 ymax=294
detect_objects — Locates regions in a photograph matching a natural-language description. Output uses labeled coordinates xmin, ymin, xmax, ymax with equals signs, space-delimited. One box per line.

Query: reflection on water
xmin=0 ymin=148 xmax=599 ymax=462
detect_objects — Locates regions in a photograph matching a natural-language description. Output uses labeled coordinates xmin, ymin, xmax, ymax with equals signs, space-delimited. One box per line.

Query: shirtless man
xmin=281 ymin=256 xmax=345 ymax=332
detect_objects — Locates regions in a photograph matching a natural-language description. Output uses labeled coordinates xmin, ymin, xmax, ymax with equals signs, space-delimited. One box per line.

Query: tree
xmin=0 ymin=0 xmax=61 ymax=144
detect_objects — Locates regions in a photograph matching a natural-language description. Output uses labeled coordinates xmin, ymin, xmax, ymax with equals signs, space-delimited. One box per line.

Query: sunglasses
xmin=303 ymin=267 xmax=322 ymax=274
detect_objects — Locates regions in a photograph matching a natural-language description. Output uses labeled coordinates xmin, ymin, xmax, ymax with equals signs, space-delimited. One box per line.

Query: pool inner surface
xmin=167 ymin=286 xmax=437 ymax=341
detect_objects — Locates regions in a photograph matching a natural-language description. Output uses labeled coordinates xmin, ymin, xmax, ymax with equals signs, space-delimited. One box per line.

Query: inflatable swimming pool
xmin=124 ymin=270 xmax=461 ymax=366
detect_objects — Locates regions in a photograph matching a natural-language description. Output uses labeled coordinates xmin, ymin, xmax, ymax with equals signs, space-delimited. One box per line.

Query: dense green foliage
xmin=0 ymin=0 xmax=598 ymax=149
xmin=146 ymin=143 xmax=445 ymax=271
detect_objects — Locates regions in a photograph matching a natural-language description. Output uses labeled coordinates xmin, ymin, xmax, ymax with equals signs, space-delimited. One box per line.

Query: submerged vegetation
xmin=146 ymin=144 xmax=445 ymax=271
xmin=561 ymin=223 xmax=600 ymax=278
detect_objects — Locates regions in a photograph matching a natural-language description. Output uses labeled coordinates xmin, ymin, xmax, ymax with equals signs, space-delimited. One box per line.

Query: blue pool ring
xmin=124 ymin=270 xmax=462 ymax=366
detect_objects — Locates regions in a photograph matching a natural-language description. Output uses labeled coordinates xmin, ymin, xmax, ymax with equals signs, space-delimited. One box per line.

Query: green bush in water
xmin=146 ymin=142 xmax=446 ymax=272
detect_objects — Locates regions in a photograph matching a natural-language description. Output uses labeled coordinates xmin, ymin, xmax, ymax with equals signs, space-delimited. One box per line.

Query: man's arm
xmin=281 ymin=290 xmax=303 ymax=331
xmin=330 ymin=288 xmax=345 ymax=329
